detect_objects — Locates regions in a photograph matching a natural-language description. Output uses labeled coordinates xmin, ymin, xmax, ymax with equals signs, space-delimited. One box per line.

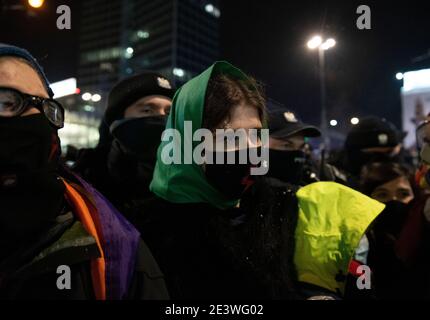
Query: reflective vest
xmin=294 ymin=182 xmax=385 ymax=295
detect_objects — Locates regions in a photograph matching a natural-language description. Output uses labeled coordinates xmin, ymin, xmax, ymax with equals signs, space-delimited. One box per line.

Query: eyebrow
xmin=397 ymin=188 xmax=412 ymax=192
xmin=225 ymin=125 xmax=263 ymax=130
xmin=135 ymin=102 xmax=159 ymax=108
xmin=373 ymin=187 xmax=388 ymax=193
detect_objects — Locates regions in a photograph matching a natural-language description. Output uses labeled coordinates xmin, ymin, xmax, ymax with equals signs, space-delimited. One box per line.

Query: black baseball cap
xmin=105 ymin=71 xmax=175 ymax=126
xmin=268 ymin=109 xmax=321 ymax=139
xmin=345 ymin=116 xmax=404 ymax=150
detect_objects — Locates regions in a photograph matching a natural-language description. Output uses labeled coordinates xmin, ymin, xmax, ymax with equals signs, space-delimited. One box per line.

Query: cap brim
xmin=271 ymin=123 xmax=321 ymax=139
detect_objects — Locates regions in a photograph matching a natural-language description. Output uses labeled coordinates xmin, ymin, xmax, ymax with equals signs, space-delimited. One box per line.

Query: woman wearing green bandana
xmin=137 ymin=61 xmax=385 ymax=300
xmin=136 ymin=61 xmax=269 ymax=299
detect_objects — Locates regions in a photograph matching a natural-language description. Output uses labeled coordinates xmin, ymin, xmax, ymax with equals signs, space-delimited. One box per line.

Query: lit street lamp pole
xmin=307 ymin=36 xmax=336 ymax=152
xmin=319 ymin=47 xmax=327 ymax=148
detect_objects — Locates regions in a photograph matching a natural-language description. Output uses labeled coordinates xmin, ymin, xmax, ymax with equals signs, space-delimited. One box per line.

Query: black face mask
xmin=205 ymin=149 xmax=256 ymax=200
xmin=0 ymin=114 xmax=64 ymax=255
xmin=374 ymin=200 xmax=410 ymax=238
xmin=267 ymin=149 xmax=307 ymax=184
xmin=108 ymin=116 xmax=167 ymax=187
xmin=347 ymin=150 xmax=399 ymax=175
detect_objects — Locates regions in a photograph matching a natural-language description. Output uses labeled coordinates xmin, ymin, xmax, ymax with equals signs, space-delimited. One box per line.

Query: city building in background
xmin=57 ymin=0 xmax=220 ymax=149
xmin=50 ymin=78 xmax=100 ymax=150
xmin=400 ymin=68 xmax=430 ymax=148
xmin=68 ymin=0 xmax=220 ymax=149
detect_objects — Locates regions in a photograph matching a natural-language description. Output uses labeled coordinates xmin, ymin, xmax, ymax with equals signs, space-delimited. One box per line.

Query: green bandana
xmin=150 ymin=61 xmax=257 ymax=210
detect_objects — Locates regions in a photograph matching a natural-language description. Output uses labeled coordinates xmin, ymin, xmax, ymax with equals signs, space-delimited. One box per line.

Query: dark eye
xmin=140 ymin=106 xmax=153 ymax=114
xmin=284 ymin=140 xmax=293 ymax=147
xmin=398 ymin=190 xmax=413 ymax=200
xmin=372 ymin=191 xmax=389 ymax=202
xmin=0 ymin=99 xmax=15 ymax=109
xmin=0 ymin=90 xmax=21 ymax=115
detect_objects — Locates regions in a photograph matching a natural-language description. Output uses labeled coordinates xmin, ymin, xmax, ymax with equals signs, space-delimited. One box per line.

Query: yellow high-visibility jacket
xmin=294 ymin=182 xmax=385 ymax=295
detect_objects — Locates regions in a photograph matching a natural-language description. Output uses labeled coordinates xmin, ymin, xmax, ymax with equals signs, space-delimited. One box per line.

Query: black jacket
xmin=0 ymin=210 xmax=168 ymax=300
xmin=70 ymin=146 xmax=153 ymax=223
xmin=133 ymin=196 xmax=269 ymax=300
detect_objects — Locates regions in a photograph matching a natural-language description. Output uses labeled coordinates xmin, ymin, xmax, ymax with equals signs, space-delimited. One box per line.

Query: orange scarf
xmin=63 ymin=180 xmax=106 ymax=300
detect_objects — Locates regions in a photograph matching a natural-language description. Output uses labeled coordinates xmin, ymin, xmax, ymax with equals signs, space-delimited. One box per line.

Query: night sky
xmin=1 ymin=0 xmax=429 ymax=133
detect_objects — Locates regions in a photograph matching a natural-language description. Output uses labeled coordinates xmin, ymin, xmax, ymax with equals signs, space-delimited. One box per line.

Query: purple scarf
xmin=72 ymin=173 xmax=141 ymax=300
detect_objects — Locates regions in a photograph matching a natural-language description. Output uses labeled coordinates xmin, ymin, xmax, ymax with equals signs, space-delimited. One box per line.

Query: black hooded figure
xmin=72 ymin=72 xmax=174 ymax=221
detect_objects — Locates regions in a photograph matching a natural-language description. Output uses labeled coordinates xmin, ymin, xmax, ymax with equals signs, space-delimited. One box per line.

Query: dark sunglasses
xmin=0 ymin=87 xmax=65 ymax=128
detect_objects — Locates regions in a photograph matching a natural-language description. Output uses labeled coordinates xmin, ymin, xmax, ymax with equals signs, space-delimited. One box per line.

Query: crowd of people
xmin=1 ymin=43 xmax=430 ymax=300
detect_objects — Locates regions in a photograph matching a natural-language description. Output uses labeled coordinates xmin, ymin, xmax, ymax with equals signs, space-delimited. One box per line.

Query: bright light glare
xmin=124 ymin=47 xmax=134 ymax=59
xmin=307 ymin=36 xmax=322 ymax=49
xmin=351 ymin=117 xmax=360 ymax=125
xmin=396 ymin=72 xmax=404 ymax=80
xmin=91 ymin=94 xmax=101 ymax=102
xmin=321 ymin=38 xmax=336 ymax=50
xmin=28 ymin=0 xmax=44 ymax=8
xmin=330 ymin=120 xmax=338 ymax=127
xmin=137 ymin=30 xmax=149 ymax=39
xmin=205 ymin=4 xmax=214 ymax=13
xmin=173 ymin=68 xmax=185 ymax=77
xmin=82 ymin=93 xmax=92 ymax=101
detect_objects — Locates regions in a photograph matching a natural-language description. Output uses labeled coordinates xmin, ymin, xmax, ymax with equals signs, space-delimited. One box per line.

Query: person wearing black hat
xmin=0 ymin=43 xmax=168 ymax=299
xmin=333 ymin=116 xmax=407 ymax=189
xmin=73 ymin=72 xmax=175 ymax=221
xmin=266 ymin=109 xmax=321 ymax=185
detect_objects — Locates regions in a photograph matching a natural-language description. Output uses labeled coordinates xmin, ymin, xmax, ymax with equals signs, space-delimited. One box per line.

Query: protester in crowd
xmin=359 ymin=161 xmax=430 ymax=299
xmin=0 ymin=43 xmax=168 ymax=300
xmin=265 ymin=109 xmax=321 ymax=185
xmin=330 ymin=116 xmax=407 ymax=189
xmin=72 ymin=72 xmax=174 ymax=221
xmin=132 ymin=61 xmax=272 ymax=299
xmin=265 ymin=109 xmax=347 ymax=184
xmin=237 ymin=110 xmax=385 ymax=300
xmin=134 ymin=61 xmax=385 ymax=300
xmin=360 ymin=162 xmax=415 ymax=204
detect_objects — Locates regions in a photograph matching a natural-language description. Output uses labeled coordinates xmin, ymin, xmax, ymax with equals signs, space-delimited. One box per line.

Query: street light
xmin=124 ymin=47 xmax=134 ymax=59
xmin=307 ymin=36 xmax=322 ymax=49
xmin=28 ymin=0 xmax=44 ymax=8
xmin=320 ymin=38 xmax=336 ymax=50
xmin=82 ymin=93 xmax=92 ymax=101
xmin=2 ymin=0 xmax=44 ymax=14
xmin=351 ymin=117 xmax=360 ymax=125
xmin=91 ymin=94 xmax=102 ymax=102
xmin=307 ymin=35 xmax=336 ymax=151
